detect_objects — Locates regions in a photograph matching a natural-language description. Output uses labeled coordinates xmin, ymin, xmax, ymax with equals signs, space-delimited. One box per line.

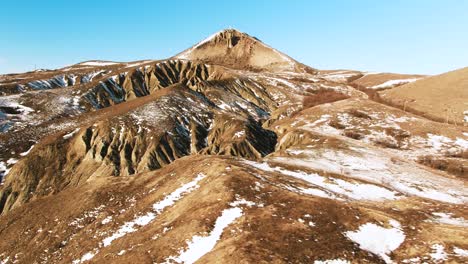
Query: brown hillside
xmin=0 ymin=29 xmax=467 ymax=264
xmin=173 ymin=29 xmax=315 ymax=73
xmin=380 ymin=67 xmax=468 ymax=124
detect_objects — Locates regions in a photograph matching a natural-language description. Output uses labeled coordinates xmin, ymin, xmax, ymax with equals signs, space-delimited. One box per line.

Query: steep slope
xmin=379 ymin=66 xmax=468 ymax=124
xmin=174 ymin=29 xmax=315 ymax=73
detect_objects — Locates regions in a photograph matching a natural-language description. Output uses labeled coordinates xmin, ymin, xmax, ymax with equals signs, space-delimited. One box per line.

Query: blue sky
xmin=1 ymin=0 xmax=467 ymax=75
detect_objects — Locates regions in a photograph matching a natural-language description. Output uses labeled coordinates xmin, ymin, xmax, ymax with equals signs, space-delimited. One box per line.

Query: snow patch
xmin=314 ymin=259 xmax=350 ymax=264
xmin=125 ymin=61 xmax=151 ymax=68
xmin=63 ymin=128 xmax=80 ymax=139
xmin=244 ymin=160 xmax=398 ymax=201
xmin=102 ymin=173 xmax=206 ymax=247
xmin=345 ymin=220 xmax=405 ymax=263
xmin=165 ymin=207 xmax=243 ymax=264
xmin=427 ymin=134 xmax=453 ymax=150
xmin=233 ymin=130 xmax=245 ymax=138
xmin=78 ymin=173 xmax=206 ymax=262
xmin=0 ymin=256 xmax=10 ymax=264
xmin=429 ymin=244 xmax=447 ymax=262
xmin=454 ymin=137 xmax=468 ymax=149
xmin=6 ymin=158 xmax=18 ymax=165
xmin=270 ymin=145 xmax=467 ymax=204
xmin=81 ymin=70 xmax=107 ymax=83
xmin=79 ymin=61 xmax=118 ymax=66
xmin=19 ymin=144 xmax=34 ymax=156
xmin=429 ymin=212 xmax=468 ymax=227
xmin=101 ymin=216 xmax=112 ymax=225
xmin=321 ymin=71 xmax=361 ymax=83
xmin=72 ymin=251 xmax=97 ymax=264
xmin=0 ymin=97 xmax=35 ymax=115
xmin=453 ymin=247 xmax=468 ymax=257
xmin=230 ymin=198 xmax=256 ymax=207
xmin=0 ymin=161 xmax=7 ymax=179
xmin=152 ymin=173 xmax=206 ymax=213
xmin=371 ymin=78 xmax=420 ymax=89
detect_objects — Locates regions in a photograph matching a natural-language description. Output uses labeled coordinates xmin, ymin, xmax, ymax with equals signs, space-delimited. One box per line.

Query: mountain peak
xmin=174 ymin=29 xmax=313 ymax=72
xmin=210 ymin=28 xmax=245 ymax=36
xmin=188 ymin=28 xmax=250 ymax=50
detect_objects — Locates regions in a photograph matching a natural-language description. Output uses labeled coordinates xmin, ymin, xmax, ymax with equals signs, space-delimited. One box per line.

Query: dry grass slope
xmin=380 ymin=67 xmax=468 ymax=124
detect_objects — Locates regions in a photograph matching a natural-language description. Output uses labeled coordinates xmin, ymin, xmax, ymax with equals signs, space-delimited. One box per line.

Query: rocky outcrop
xmin=84 ymin=60 xmax=212 ymax=108
xmin=174 ymin=29 xmax=316 ymax=73
xmin=203 ymin=114 xmax=277 ymax=159
xmin=0 ymin=70 xmax=111 ymax=94
xmin=0 ymin=86 xmax=278 ymax=214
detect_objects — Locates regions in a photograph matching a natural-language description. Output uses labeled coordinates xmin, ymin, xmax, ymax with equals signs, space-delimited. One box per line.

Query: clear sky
xmin=1 ymin=0 xmax=467 ymax=75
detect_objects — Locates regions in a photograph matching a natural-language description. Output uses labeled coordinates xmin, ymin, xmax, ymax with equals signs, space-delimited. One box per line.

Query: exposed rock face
xmin=175 ymin=29 xmax=315 ymax=73
xmin=0 ymin=59 xmax=280 ymax=185
xmin=84 ymin=60 xmax=213 ymax=108
xmin=202 ymin=115 xmax=277 ymax=159
xmin=0 ymin=86 xmax=278 ymax=213
xmin=0 ymin=69 xmax=111 ymax=95
xmin=0 ymin=29 xmax=467 ymax=263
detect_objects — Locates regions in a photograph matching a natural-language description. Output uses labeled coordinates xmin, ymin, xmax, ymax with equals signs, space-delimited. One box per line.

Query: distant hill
xmin=380 ymin=67 xmax=468 ymax=124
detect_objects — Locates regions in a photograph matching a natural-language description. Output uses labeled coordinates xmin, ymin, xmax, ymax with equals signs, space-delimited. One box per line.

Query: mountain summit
xmin=174 ymin=29 xmax=314 ymax=72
